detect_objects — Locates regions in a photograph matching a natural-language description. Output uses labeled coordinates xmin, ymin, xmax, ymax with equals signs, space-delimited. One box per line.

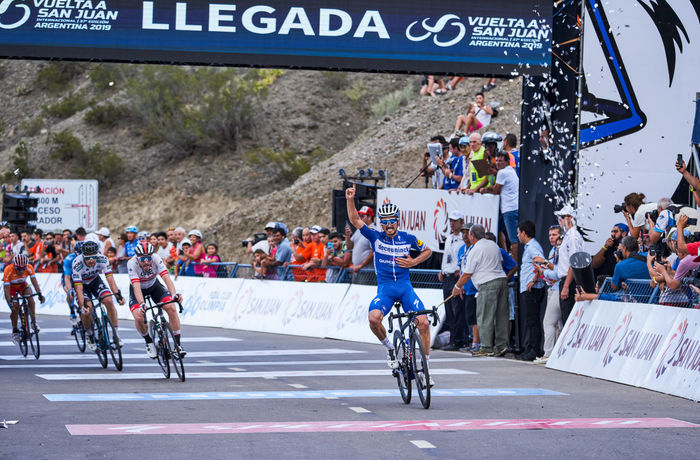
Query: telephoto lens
xmin=613 ymin=203 xmax=625 ymax=213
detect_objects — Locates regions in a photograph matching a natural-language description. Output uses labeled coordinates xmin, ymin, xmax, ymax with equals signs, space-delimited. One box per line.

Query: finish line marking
xmin=0 ymin=327 xmax=135 ymax=334
xmin=44 ymin=388 xmax=566 ymax=402
xmin=0 ymin=348 xmax=365 ymax=361
xmin=0 ymin=337 xmax=239 ymax=347
xmin=65 ymin=418 xmax=699 ymax=435
xmin=37 ymin=369 xmax=473 ymax=381
xmin=411 ymin=440 xmax=436 ymax=449
xmin=1 ymin=357 xmax=468 ymax=369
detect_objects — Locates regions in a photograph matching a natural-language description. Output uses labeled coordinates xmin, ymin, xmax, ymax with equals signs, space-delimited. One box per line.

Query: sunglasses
xmin=380 ymin=218 xmax=399 ymax=225
xmin=84 ymin=256 xmax=99 ymax=261
xmin=138 ymin=256 xmax=152 ymax=263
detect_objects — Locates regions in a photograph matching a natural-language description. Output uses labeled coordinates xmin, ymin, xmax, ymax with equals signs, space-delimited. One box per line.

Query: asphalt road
xmin=1 ymin=314 xmax=698 ymax=460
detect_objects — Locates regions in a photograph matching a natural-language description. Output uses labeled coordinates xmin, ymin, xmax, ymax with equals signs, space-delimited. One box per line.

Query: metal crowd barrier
xmin=597 ymin=277 xmax=699 ymax=308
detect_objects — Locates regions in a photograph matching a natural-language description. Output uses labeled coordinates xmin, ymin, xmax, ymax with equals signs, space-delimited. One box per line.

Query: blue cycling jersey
xmin=63 ymin=253 xmax=77 ymax=276
xmin=359 ymin=224 xmax=425 ymax=284
xmin=124 ymin=240 xmax=139 ymax=257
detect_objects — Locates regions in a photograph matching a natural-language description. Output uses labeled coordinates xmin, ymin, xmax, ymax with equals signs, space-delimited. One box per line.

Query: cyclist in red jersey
xmin=3 ymin=254 xmax=45 ymax=344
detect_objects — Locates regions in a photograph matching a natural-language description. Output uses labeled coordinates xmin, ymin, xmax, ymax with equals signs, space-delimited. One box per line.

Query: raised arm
xmin=345 ymin=184 xmax=364 ymax=230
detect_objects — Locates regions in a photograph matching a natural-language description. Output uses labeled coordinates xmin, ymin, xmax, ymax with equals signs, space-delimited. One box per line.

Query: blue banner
xmin=0 ymin=1 xmax=551 ymax=75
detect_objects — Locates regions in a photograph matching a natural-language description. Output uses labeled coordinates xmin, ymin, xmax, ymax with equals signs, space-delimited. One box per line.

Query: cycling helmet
xmin=74 ymin=241 xmax=85 ymax=254
xmin=82 ymin=241 xmax=99 ymax=256
xmin=13 ymin=254 xmax=28 ymax=268
xmin=188 ymin=229 xmax=202 ymax=239
xmin=481 ymin=131 xmax=503 ymax=145
xmin=125 ymin=225 xmax=138 ymax=233
xmin=134 ymin=241 xmax=154 ymax=257
xmin=137 ymin=230 xmax=150 ymax=240
xmin=377 ymin=203 xmax=400 ymax=219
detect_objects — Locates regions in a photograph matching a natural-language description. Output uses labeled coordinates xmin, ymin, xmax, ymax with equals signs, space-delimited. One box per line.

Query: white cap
xmin=264 ymin=222 xmax=276 ymax=230
xmin=309 ymin=225 xmax=322 ymax=234
xmin=188 ymin=229 xmax=202 ymax=239
xmin=95 ymin=227 xmax=110 ymax=237
xmin=448 ymin=210 xmax=465 ymax=221
xmin=554 ymin=205 xmax=576 ymax=218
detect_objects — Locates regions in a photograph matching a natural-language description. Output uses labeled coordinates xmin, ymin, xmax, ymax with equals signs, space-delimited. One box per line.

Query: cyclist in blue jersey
xmin=62 ymin=241 xmax=84 ymax=326
xmin=346 ymin=184 xmax=434 ymax=381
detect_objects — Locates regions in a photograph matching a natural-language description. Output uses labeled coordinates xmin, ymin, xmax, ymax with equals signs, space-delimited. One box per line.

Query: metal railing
xmin=597 ymin=277 xmax=699 ymax=308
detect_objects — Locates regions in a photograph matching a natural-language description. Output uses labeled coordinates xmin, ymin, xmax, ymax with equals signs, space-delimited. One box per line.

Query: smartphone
xmin=327 ymin=242 xmax=333 ymax=249
xmin=677 ymin=154 xmax=683 ymax=168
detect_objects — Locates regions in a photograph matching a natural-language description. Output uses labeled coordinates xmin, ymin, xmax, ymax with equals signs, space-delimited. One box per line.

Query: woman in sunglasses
xmin=127 ymin=241 xmax=184 ymax=359
xmin=345 ymin=184 xmax=434 ymax=385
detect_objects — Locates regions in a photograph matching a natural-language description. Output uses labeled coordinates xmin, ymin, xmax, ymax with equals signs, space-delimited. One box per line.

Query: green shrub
xmin=46 ymin=129 xmax=84 ymax=161
xmin=245 ymin=147 xmax=324 ymax=183
xmin=370 ymin=83 xmax=416 ymax=119
xmin=34 ymin=62 xmax=87 ymax=93
xmin=45 ymin=129 xmax=122 ymax=182
xmin=84 ymin=102 xmax=127 ymax=128
xmin=321 ymin=71 xmax=348 ymax=90
xmin=345 ymin=81 xmax=367 ymax=106
xmin=3 ymin=141 xmax=33 ymax=181
xmin=19 ymin=116 xmax=44 ymax=137
xmin=89 ymin=63 xmax=134 ymax=90
xmin=125 ymin=66 xmax=267 ymax=153
xmin=43 ymin=92 xmax=88 ymax=119
xmin=16 ymin=84 xmax=32 ymax=96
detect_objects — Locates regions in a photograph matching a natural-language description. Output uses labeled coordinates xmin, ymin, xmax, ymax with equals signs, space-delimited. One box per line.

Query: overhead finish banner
xmin=0 ymin=1 xmax=551 ymax=75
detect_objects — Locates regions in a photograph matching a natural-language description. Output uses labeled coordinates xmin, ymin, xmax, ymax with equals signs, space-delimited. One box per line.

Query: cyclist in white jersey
xmin=127 ymin=241 xmax=184 ymax=358
xmin=72 ymin=241 xmax=125 ymax=351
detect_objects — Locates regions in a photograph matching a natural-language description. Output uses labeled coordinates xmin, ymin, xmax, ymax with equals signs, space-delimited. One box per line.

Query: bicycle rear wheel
xmin=163 ymin=322 xmax=185 ymax=382
xmin=103 ymin=315 xmax=123 ymax=371
xmin=74 ymin=320 xmax=86 ymax=352
xmin=25 ymin=305 xmax=40 ymax=359
xmin=393 ymin=330 xmax=411 ymax=404
xmin=18 ymin=306 xmax=28 ymax=357
xmin=153 ymin=322 xmax=170 ymax=379
xmin=411 ymin=330 xmax=431 ymax=409
xmin=92 ymin=315 xmax=108 ymax=369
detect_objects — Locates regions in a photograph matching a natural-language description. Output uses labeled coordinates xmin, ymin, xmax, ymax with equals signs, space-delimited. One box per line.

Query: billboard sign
xmin=0 ymin=0 xmax=551 ymax=76
xmin=20 ymin=178 xmax=98 ymax=232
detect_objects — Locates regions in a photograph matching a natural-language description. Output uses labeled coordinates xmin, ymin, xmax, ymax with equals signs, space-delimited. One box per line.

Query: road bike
xmin=12 ymin=292 xmax=40 ymax=359
xmin=68 ymin=289 xmax=86 ymax=352
xmin=387 ymin=301 xmax=439 ymax=409
xmin=85 ymin=292 xmax=123 ymax=371
xmin=143 ymin=295 xmax=185 ymax=381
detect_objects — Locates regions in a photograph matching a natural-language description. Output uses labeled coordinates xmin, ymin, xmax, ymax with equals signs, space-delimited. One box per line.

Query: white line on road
xmin=0 ymin=327 xmax=136 ymax=334
xmin=288 ymin=384 xmax=308 ymax=389
xmin=0 ymin=348 xmax=365 ymax=361
xmin=350 ymin=407 xmax=371 ymax=413
xmin=0 ymin=337 xmax=240 ymax=347
xmin=36 ymin=368 xmax=473 ymax=380
xmin=410 ymin=440 xmax=436 ymax=449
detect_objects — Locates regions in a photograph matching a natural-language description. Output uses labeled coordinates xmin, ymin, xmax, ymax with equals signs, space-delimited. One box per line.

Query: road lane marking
xmin=65 ymin=418 xmax=700 ymax=435
xmin=44 ymin=388 xmax=564 ymax=401
xmin=37 ymin=368 xmax=473 ymax=380
xmin=288 ymin=384 xmax=307 ymax=389
xmin=1 ymin=348 xmax=365 ymax=361
xmin=0 ymin=327 xmax=135 ymax=334
xmin=410 ymin=440 xmax=436 ymax=449
xmin=350 ymin=407 xmax=371 ymax=413
xmin=0 ymin=337 xmax=239 ymax=347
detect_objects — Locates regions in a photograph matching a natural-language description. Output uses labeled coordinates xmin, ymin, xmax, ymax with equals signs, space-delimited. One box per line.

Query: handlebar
xmin=11 ymin=292 xmax=40 ymax=302
xmin=141 ymin=297 xmax=184 ymax=324
xmin=387 ymin=306 xmax=440 ymax=333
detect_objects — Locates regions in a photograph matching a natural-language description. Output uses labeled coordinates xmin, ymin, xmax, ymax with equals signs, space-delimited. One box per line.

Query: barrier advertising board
xmin=548 ymin=300 xmax=700 ymax=401
xmin=377 ymin=188 xmax=500 ymax=252
xmin=0 ymin=1 xmax=551 ymax=76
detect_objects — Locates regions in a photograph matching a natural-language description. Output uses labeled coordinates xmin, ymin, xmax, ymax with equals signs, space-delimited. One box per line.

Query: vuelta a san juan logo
xmin=281 ymin=287 xmax=304 ymax=326
xmin=433 ymin=198 xmax=448 ymax=243
xmin=405 ymin=14 xmax=466 ymax=47
xmin=602 ymin=312 xmax=632 ymax=367
xmin=655 ymin=318 xmax=688 ymax=378
xmin=555 ymin=305 xmax=585 ymax=358
xmin=0 ymin=0 xmax=31 ymax=29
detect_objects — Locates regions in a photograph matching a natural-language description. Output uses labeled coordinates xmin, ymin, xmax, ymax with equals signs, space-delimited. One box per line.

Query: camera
xmin=645 ymin=209 xmax=659 ymax=222
xmin=613 ymin=203 xmax=626 ymax=213
xmin=240 ymin=232 xmax=267 ymax=248
xmin=614 ymin=249 xmax=623 ymax=261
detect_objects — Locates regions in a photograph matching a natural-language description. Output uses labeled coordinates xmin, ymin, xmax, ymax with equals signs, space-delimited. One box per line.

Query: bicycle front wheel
xmin=163 ymin=322 xmax=185 ymax=382
xmin=25 ymin=304 xmax=40 ymax=359
xmin=18 ymin=306 xmax=28 ymax=357
xmin=152 ymin=321 xmax=170 ymax=379
xmin=74 ymin=320 xmax=86 ymax=352
xmin=103 ymin=315 xmax=123 ymax=371
xmin=393 ymin=330 xmax=411 ymax=404
xmin=92 ymin=315 xmax=108 ymax=369
xmin=411 ymin=329 xmax=431 ymax=409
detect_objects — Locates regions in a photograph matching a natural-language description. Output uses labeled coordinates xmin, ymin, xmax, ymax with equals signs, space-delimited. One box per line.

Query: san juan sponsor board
xmin=548 ymin=300 xmax=700 ymax=401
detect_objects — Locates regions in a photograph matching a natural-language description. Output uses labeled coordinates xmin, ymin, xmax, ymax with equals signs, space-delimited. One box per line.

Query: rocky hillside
xmin=0 ymin=60 xmax=522 ymax=261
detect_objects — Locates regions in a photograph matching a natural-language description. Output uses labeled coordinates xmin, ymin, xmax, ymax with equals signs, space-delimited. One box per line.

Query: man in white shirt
xmin=95 ymin=227 xmax=114 ymax=255
xmin=481 ymin=151 xmax=519 ymax=256
xmin=452 ymin=224 xmax=509 ymax=357
xmin=555 ymin=205 xmax=584 ymax=324
xmin=347 ymin=206 xmax=375 ymax=281
xmin=439 ymin=211 xmax=466 ymax=351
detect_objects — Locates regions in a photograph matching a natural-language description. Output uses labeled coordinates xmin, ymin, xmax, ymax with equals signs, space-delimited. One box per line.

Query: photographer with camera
xmin=616 ymin=193 xmax=657 ymax=239
xmin=648 ymin=228 xmax=697 ymax=291
xmin=609 ymin=236 xmax=650 ymax=291
xmin=647 ymin=198 xmax=675 ymax=246
xmin=675 ymin=157 xmax=700 ymax=205
xmin=592 ymin=223 xmax=628 ymax=277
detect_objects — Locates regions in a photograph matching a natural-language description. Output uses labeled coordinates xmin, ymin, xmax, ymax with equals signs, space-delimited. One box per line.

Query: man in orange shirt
xmin=4 ymin=254 xmax=45 ymax=344
xmin=29 ymin=229 xmax=45 ymax=265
